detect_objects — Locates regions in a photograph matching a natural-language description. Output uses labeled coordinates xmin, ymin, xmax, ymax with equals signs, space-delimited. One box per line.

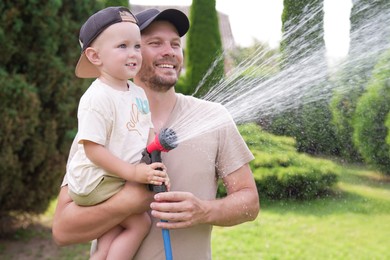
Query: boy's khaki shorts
xmin=69 ymin=175 xmax=125 ymax=206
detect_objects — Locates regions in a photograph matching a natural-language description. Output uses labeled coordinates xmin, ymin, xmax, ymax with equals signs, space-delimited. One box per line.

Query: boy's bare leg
xmin=90 ymin=226 xmax=122 ymax=260
xmin=106 ymin=212 xmax=151 ymax=259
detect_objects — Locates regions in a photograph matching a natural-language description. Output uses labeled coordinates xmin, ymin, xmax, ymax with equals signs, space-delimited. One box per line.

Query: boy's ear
xmin=85 ymin=47 xmax=102 ymax=66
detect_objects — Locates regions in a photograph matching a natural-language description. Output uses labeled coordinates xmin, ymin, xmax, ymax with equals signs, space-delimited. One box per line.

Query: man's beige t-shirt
xmin=134 ymin=94 xmax=254 ymax=260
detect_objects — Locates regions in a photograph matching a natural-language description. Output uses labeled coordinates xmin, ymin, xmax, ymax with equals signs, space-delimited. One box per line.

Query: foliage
xmin=281 ymin=0 xmax=325 ymax=68
xmin=267 ymin=91 xmax=338 ymax=156
xmin=228 ymin=40 xmax=280 ymax=76
xmin=353 ymin=49 xmax=390 ymax=174
xmin=387 ymin=113 xmax=390 ymax=149
xmin=174 ymin=73 xmax=188 ymax=96
xmin=329 ymin=82 xmax=363 ymax=162
xmin=0 ymin=0 xmax=101 ymax=218
xmin=269 ymin=0 xmax=337 ymax=157
xmin=252 ymin=154 xmax=338 ymax=200
xmin=218 ymin=123 xmax=339 ymax=200
xmin=298 ymin=97 xmax=338 ymax=155
xmin=350 ymin=0 xmax=389 ymax=34
xmin=0 ymin=70 xmax=41 ymax=211
xmin=183 ymin=0 xmax=224 ymax=97
xmin=329 ymin=0 xmax=390 ymax=163
xmin=103 ymin=0 xmax=129 ymax=8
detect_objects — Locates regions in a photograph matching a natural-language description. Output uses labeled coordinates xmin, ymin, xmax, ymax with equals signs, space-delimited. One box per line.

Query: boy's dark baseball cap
xmin=75 ymin=6 xmax=138 ymax=78
xmin=135 ymin=8 xmax=189 ymax=37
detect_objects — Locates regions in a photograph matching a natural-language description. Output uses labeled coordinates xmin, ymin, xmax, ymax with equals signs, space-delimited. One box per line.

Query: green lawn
xmin=1 ymin=164 xmax=389 ymax=259
xmin=212 ymin=166 xmax=390 ymax=260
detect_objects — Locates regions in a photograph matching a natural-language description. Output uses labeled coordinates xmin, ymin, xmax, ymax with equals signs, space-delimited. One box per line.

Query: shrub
xmin=330 ymin=86 xmax=363 ymax=162
xmin=353 ymin=49 xmax=390 ymax=174
xmin=298 ymin=96 xmax=338 ymax=155
xmin=0 ymin=70 xmax=41 ymax=210
xmin=0 ymin=1 xmax=100 ymax=218
xmin=386 ymin=113 xmax=390 ymax=149
xmin=253 ymin=155 xmax=338 ymax=200
xmin=218 ymin=123 xmax=339 ymax=200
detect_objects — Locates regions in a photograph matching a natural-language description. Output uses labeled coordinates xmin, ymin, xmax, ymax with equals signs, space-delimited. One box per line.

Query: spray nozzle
xmin=145 ymin=128 xmax=177 ymax=193
xmin=147 ymin=128 xmax=178 ymax=153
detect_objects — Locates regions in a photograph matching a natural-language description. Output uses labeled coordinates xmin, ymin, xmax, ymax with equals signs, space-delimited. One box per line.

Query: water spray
xmin=145 ymin=128 xmax=178 ymax=260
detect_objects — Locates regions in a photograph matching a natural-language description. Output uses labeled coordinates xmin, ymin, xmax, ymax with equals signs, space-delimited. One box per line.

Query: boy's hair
xmin=75 ymin=6 xmax=138 ymax=78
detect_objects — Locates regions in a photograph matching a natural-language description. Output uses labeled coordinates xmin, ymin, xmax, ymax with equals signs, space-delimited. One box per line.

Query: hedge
xmin=218 ymin=123 xmax=339 ymax=200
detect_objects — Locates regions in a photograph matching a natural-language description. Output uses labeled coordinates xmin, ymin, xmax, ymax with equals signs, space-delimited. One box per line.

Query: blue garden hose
xmin=161 ymin=220 xmax=173 ymax=260
xmin=148 ymin=149 xmax=174 ymax=259
xmin=144 ymin=129 xmax=178 ymax=260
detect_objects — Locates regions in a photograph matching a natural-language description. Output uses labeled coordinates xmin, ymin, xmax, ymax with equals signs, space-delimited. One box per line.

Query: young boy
xmin=67 ymin=6 xmax=169 ymax=259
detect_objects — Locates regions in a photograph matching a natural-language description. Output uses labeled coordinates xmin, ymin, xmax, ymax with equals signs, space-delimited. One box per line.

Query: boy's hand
xmin=135 ymin=163 xmax=169 ymax=187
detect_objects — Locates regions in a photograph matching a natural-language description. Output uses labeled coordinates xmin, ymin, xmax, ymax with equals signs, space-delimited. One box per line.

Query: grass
xmin=1 ymin=163 xmax=389 ymax=259
xmin=212 ymin=166 xmax=390 ymax=260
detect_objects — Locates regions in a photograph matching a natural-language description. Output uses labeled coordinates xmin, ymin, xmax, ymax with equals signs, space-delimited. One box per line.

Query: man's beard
xmin=139 ymin=63 xmax=181 ymax=93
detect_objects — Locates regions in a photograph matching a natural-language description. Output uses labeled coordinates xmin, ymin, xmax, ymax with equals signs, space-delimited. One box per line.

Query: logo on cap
xmin=120 ymin=10 xmax=137 ymax=23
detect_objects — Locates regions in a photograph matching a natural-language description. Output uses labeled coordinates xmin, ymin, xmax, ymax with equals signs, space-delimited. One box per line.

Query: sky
xmin=130 ymin=0 xmax=352 ymax=60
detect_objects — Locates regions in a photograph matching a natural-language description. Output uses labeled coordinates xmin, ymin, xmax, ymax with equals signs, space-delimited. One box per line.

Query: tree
xmin=330 ymin=0 xmax=390 ymax=162
xmin=182 ymin=0 xmax=224 ymax=97
xmin=386 ymin=113 xmax=390 ymax=149
xmin=0 ymin=0 xmax=102 ymax=223
xmin=268 ymin=0 xmax=337 ymax=155
xmin=281 ymin=0 xmax=325 ymax=68
xmin=104 ymin=0 xmax=129 ymax=8
xmin=329 ymin=82 xmax=363 ymax=161
xmin=229 ymin=40 xmax=279 ymax=76
xmin=353 ymin=49 xmax=390 ymax=174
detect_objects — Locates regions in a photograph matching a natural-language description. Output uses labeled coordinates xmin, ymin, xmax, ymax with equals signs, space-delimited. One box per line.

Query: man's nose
xmin=161 ymin=42 xmax=175 ymax=56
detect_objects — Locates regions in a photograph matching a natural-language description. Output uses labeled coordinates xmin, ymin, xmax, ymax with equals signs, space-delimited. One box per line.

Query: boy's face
xmin=135 ymin=21 xmax=184 ymax=92
xmin=89 ymin=22 xmax=142 ymax=81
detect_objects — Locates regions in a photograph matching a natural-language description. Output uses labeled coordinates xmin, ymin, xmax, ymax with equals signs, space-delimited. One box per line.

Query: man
xmin=52 ymin=8 xmax=259 ymax=259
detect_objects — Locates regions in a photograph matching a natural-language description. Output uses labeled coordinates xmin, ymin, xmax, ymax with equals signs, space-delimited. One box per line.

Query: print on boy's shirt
xmin=136 ymin=97 xmax=150 ymax=114
xmin=126 ymin=103 xmax=141 ymax=135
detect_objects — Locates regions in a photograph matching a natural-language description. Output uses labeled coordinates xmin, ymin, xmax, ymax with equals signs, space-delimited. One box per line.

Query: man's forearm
xmin=206 ymin=165 xmax=260 ymax=226
xmin=205 ymin=187 xmax=259 ymax=227
xmin=52 ymin=184 xmax=152 ymax=246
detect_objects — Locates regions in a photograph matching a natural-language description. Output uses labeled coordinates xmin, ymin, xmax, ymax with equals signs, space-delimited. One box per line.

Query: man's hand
xmin=150 ymin=191 xmax=209 ymax=229
xmin=149 ymin=164 xmax=259 ymax=229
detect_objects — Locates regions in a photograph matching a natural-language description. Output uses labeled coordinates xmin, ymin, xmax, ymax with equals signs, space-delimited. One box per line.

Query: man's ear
xmin=85 ymin=47 xmax=102 ymax=66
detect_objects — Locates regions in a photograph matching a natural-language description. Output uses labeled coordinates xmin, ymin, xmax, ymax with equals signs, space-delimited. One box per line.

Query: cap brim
xmin=139 ymin=9 xmax=189 ymax=37
xmin=75 ymin=53 xmax=100 ymax=78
